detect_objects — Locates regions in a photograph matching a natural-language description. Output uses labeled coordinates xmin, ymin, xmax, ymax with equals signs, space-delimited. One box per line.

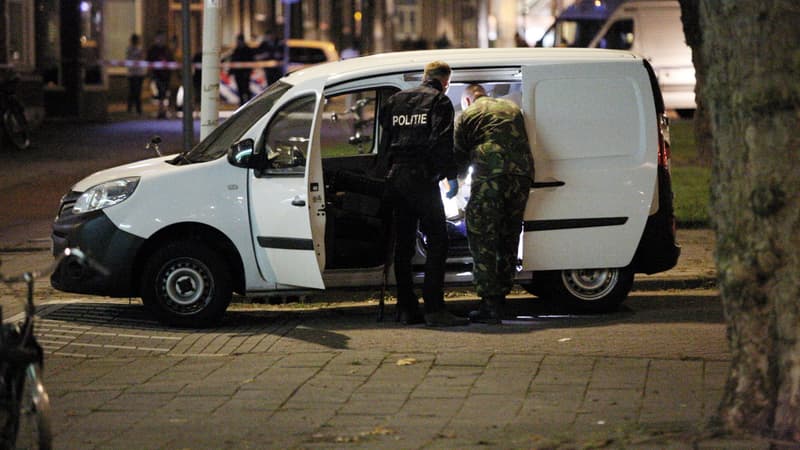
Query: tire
xmin=141 ymin=241 xmax=232 ymax=328
xmin=13 ymin=363 xmax=52 ymax=450
xmin=525 ymin=267 xmax=634 ymax=314
xmin=2 ymin=107 xmax=30 ymax=151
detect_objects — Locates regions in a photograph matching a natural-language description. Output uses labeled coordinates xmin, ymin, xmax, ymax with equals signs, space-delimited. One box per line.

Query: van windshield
xmin=538 ymin=19 xmax=606 ymax=47
xmin=178 ymin=81 xmax=292 ymax=164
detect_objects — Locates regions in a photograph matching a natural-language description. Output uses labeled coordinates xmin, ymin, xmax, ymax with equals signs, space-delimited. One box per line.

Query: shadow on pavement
xmin=38 ymin=290 xmax=723 ymax=336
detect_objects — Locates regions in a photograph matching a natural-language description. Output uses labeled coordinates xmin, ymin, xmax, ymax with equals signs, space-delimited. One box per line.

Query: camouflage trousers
xmin=466 ymin=175 xmax=532 ymax=298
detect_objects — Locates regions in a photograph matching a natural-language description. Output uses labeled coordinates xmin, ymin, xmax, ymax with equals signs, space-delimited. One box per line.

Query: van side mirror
xmin=227 ymin=138 xmax=257 ymax=168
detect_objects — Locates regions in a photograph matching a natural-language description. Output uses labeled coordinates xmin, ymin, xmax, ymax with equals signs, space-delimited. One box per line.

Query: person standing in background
xmin=125 ymin=34 xmax=146 ymax=115
xmin=147 ymin=31 xmax=174 ymax=119
xmin=254 ymin=31 xmax=284 ymax=86
xmin=231 ymin=33 xmax=254 ymax=106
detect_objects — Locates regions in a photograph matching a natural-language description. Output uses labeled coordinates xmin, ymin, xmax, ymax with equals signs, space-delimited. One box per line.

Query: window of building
xmin=395 ymin=0 xmax=422 ymax=40
xmin=104 ymin=0 xmax=142 ymax=76
xmin=6 ymin=0 xmax=35 ymax=70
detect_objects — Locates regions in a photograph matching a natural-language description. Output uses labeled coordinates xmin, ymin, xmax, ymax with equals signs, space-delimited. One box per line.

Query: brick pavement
xmin=1 ymin=291 xmax=758 ymax=449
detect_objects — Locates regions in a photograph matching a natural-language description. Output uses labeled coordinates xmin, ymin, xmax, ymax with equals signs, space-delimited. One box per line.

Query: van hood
xmin=71 ymin=154 xmax=178 ymax=192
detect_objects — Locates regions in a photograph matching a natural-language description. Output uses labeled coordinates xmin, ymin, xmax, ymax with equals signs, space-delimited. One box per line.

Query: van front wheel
xmin=141 ymin=241 xmax=232 ymax=327
xmin=524 ymin=267 xmax=634 ymax=314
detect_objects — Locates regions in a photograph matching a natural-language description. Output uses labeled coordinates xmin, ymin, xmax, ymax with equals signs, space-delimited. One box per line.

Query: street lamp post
xmin=200 ymin=0 xmax=221 ymax=140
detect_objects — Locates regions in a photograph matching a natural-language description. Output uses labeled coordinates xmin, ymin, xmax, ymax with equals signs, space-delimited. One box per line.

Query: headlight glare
xmin=73 ymin=177 xmax=140 ymax=214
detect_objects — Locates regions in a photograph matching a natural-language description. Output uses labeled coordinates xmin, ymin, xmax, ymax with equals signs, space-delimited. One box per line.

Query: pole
xmin=282 ymin=2 xmax=291 ymax=78
xmin=60 ymin=0 xmax=82 ymax=116
xmin=181 ymin=0 xmax=194 ymax=150
xmin=200 ymin=0 xmax=221 ymax=140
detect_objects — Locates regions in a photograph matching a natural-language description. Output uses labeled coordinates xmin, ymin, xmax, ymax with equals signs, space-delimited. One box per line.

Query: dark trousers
xmin=127 ymin=76 xmax=143 ymax=114
xmin=388 ymin=166 xmax=448 ymax=313
xmin=234 ymin=71 xmax=252 ymax=105
xmin=466 ymin=175 xmax=532 ymax=298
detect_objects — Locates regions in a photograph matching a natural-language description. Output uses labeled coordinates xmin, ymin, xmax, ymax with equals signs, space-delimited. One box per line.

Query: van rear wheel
xmin=523 ymin=267 xmax=634 ymax=314
xmin=141 ymin=241 xmax=232 ymax=328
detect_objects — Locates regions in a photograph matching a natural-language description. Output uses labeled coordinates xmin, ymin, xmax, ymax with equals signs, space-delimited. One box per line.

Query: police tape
xmin=103 ymin=59 xmax=284 ymax=70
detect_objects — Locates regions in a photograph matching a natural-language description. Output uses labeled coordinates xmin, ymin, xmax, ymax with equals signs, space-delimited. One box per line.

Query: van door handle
xmin=291 ymin=196 xmax=306 ymax=207
xmin=532 ymin=180 xmax=565 ymax=189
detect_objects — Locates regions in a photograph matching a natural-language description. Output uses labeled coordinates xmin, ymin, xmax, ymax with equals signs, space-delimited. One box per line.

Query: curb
xmin=0 ymin=245 xmax=50 ymax=253
xmin=634 ymin=276 xmax=717 ymax=291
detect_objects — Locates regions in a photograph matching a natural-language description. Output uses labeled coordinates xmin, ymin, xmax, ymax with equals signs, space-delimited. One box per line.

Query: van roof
xmin=284 ymin=48 xmax=640 ymax=86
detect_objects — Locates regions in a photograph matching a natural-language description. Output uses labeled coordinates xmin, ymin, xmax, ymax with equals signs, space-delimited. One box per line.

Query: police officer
xmin=231 ymin=34 xmax=254 ymax=106
xmin=380 ymin=61 xmax=468 ymax=327
xmin=454 ymin=84 xmax=535 ymax=324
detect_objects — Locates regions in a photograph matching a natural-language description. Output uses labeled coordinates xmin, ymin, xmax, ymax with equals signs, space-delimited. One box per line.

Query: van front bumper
xmin=51 ymin=204 xmax=144 ymax=298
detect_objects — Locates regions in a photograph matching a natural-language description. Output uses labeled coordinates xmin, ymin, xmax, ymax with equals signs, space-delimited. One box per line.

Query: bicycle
xmin=0 ymin=248 xmax=103 ymax=449
xmin=0 ymin=69 xmax=31 ymax=151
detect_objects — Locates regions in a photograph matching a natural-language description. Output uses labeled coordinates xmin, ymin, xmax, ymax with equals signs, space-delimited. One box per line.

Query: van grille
xmin=57 ymin=191 xmax=82 ymax=219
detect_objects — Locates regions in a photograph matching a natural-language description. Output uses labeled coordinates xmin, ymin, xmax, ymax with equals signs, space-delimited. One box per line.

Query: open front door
xmin=249 ymin=81 xmax=327 ymax=289
xmin=521 ymin=61 xmax=658 ymax=270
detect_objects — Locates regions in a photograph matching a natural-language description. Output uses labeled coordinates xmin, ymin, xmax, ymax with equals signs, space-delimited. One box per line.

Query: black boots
xmin=396 ymin=303 xmax=469 ymax=327
xmin=397 ymin=306 xmax=425 ymax=325
xmin=469 ymin=296 xmax=504 ymax=324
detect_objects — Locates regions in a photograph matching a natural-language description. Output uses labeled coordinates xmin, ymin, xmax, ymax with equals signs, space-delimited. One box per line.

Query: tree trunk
xmin=699 ymin=0 xmax=800 ymax=441
xmin=677 ymin=0 xmax=712 ymax=165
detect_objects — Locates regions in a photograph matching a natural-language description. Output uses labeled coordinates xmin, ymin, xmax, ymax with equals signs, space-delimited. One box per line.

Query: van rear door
xmin=520 ymin=60 xmax=658 ymax=270
xmin=249 ymin=80 xmax=327 ymax=289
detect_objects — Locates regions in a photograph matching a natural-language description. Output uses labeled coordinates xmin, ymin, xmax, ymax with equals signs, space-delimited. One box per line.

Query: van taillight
xmin=657 ymin=117 xmax=671 ymax=170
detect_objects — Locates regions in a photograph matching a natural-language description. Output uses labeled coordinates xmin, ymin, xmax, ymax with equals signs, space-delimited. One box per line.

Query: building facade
xmin=1 ymin=0 xmax=570 ymax=120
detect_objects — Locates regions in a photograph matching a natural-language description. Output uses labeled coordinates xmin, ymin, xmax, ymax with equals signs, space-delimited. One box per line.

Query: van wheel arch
xmin=522 ymin=267 xmax=634 ymax=314
xmin=133 ymin=223 xmax=246 ymax=297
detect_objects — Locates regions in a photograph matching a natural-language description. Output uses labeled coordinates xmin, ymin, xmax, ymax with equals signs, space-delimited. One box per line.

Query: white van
xmin=588 ymin=0 xmax=696 ymax=113
xmin=51 ymin=48 xmax=680 ymax=327
xmin=535 ymin=0 xmax=626 ymax=48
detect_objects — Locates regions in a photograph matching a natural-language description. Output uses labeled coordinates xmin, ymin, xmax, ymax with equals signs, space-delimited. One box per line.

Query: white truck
xmin=51 ymin=48 xmax=680 ymax=327
xmin=588 ymin=0 xmax=696 ymax=114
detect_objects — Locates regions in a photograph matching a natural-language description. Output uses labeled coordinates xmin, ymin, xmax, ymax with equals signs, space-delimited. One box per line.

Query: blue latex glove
xmin=445 ymin=179 xmax=459 ymax=199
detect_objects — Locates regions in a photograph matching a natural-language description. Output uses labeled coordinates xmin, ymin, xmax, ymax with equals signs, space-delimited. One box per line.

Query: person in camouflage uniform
xmin=454 ymin=84 xmax=535 ymax=324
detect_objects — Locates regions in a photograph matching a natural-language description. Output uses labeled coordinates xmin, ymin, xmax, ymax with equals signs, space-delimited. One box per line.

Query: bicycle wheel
xmin=2 ymin=106 xmax=30 ymax=151
xmin=0 ymin=367 xmax=15 ymax=449
xmin=12 ymin=363 xmax=51 ymax=450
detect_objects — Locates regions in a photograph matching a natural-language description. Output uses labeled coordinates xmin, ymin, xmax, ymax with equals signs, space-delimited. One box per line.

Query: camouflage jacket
xmin=454 ymin=96 xmax=534 ymax=182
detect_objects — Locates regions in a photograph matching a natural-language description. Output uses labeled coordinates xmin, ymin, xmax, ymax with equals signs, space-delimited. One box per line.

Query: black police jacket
xmin=378 ymin=79 xmax=457 ymax=181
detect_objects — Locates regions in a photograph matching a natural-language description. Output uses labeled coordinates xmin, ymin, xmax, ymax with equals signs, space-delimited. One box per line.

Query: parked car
xmin=51 ymin=48 xmax=680 ymax=327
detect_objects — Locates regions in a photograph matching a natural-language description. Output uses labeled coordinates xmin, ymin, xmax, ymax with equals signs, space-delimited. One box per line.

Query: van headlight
xmin=72 ymin=177 xmax=140 ymax=214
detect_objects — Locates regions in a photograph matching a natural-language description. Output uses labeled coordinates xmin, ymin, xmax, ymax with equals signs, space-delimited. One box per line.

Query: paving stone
xmin=434 ymin=351 xmax=493 ymax=366
xmin=99 ymin=391 xmax=176 ymax=412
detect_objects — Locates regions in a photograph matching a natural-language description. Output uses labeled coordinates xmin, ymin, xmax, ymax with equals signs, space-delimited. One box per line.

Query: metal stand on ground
xmin=377 ymin=223 xmax=394 ymax=322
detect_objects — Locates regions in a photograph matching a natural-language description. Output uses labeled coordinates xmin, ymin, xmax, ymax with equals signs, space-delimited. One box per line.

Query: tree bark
xmin=698 ymin=0 xmax=800 ymax=441
xmin=677 ymin=0 xmax=712 ymax=165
